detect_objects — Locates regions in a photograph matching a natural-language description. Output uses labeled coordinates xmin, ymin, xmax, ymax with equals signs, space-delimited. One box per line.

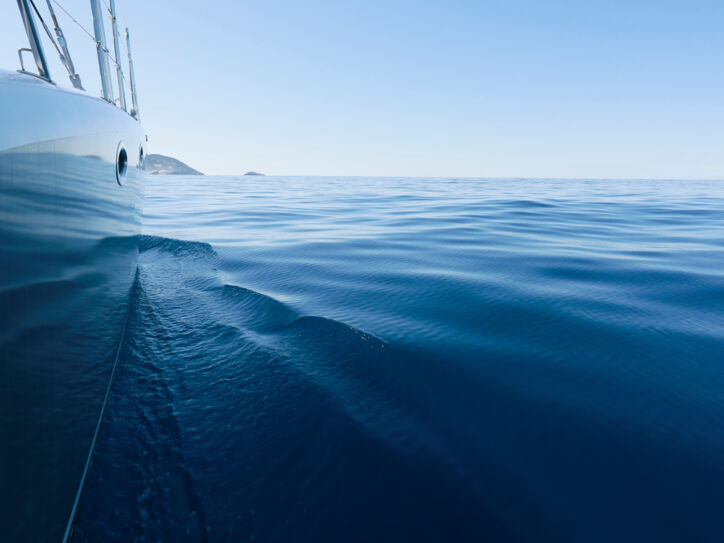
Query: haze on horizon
xmin=1 ymin=0 xmax=722 ymax=179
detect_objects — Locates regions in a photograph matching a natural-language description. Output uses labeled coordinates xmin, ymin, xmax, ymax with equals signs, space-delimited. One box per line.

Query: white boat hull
xmin=0 ymin=69 xmax=146 ymax=542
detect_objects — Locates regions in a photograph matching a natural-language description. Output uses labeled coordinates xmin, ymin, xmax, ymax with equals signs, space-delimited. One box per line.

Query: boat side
xmin=0 ymin=69 xmax=146 ymax=542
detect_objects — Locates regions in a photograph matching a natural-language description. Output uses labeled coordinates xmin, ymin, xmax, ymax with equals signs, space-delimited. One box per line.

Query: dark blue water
xmin=73 ymin=176 xmax=724 ymax=542
xmin=0 ymin=152 xmax=143 ymax=542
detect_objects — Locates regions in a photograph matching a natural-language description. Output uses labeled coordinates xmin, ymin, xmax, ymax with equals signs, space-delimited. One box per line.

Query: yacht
xmin=0 ymin=1 xmax=145 ymax=540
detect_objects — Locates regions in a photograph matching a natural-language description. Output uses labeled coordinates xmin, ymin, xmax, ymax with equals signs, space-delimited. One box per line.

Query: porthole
xmin=116 ymin=142 xmax=128 ymax=185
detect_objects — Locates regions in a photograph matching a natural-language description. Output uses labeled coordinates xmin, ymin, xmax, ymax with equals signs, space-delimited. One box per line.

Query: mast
xmin=90 ymin=0 xmax=114 ymax=103
xmin=108 ymin=0 xmax=126 ymax=110
xmin=125 ymin=27 xmax=140 ymax=120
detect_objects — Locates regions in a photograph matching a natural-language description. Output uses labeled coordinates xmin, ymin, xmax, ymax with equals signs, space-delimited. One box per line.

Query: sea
xmin=72 ymin=175 xmax=724 ymax=542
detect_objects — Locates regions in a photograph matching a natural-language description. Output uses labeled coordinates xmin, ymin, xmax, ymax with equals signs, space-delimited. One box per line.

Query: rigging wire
xmin=27 ymin=0 xmax=67 ymax=61
xmin=49 ymin=0 xmax=95 ymax=43
xmin=48 ymin=0 xmax=123 ymax=67
xmin=32 ymin=0 xmax=129 ymax=102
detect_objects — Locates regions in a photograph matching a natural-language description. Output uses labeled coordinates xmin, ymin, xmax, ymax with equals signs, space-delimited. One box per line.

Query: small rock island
xmin=144 ymin=154 xmax=203 ymax=175
xmin=244 ymin=171 xmax=265 ymax=176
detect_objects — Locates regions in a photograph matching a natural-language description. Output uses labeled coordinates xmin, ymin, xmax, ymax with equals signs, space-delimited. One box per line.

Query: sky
xmin=1 ymin=0 xmax=723 ymax=178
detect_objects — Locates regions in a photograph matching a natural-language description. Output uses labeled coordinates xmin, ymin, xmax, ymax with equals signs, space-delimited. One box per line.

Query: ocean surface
xmin=73 ymin=176 xmax=724 ymax=542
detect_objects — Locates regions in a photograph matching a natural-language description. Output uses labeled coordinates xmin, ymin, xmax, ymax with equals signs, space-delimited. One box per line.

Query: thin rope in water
xmin=61 ymin=306 xmax=132 ymax=543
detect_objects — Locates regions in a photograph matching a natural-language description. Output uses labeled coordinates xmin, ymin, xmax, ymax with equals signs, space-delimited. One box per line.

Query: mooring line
xmin=61 ymin=300 xmax=133 ymax=543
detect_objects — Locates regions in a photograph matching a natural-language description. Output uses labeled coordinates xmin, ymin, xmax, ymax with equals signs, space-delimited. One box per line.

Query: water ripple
xmin=74 ymin=177 xmax=724 ymax=542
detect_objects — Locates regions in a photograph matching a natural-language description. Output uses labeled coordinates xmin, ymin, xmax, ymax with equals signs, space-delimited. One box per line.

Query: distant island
xmin=145 ymin=154 xmax=203 ymax=175
xmin=244 ymin=171 xmax=265 ymax=176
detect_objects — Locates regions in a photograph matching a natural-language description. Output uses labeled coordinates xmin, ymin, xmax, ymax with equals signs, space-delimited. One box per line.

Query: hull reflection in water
xmin=0 ymin=70 xmax=145 ymax=542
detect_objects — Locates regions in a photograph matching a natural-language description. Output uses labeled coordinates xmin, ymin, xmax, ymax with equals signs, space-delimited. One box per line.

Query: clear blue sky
xmin=2 ymin=0 xmax=723 ymax=177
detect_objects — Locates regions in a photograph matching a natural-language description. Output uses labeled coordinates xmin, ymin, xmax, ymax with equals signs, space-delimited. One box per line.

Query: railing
xmin=15 ymin=0 xmax=140 ymax=120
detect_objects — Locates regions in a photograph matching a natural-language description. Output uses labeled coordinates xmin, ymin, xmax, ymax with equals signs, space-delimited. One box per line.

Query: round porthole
xmin=116 ymin=142 xmax=128 ymax=185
